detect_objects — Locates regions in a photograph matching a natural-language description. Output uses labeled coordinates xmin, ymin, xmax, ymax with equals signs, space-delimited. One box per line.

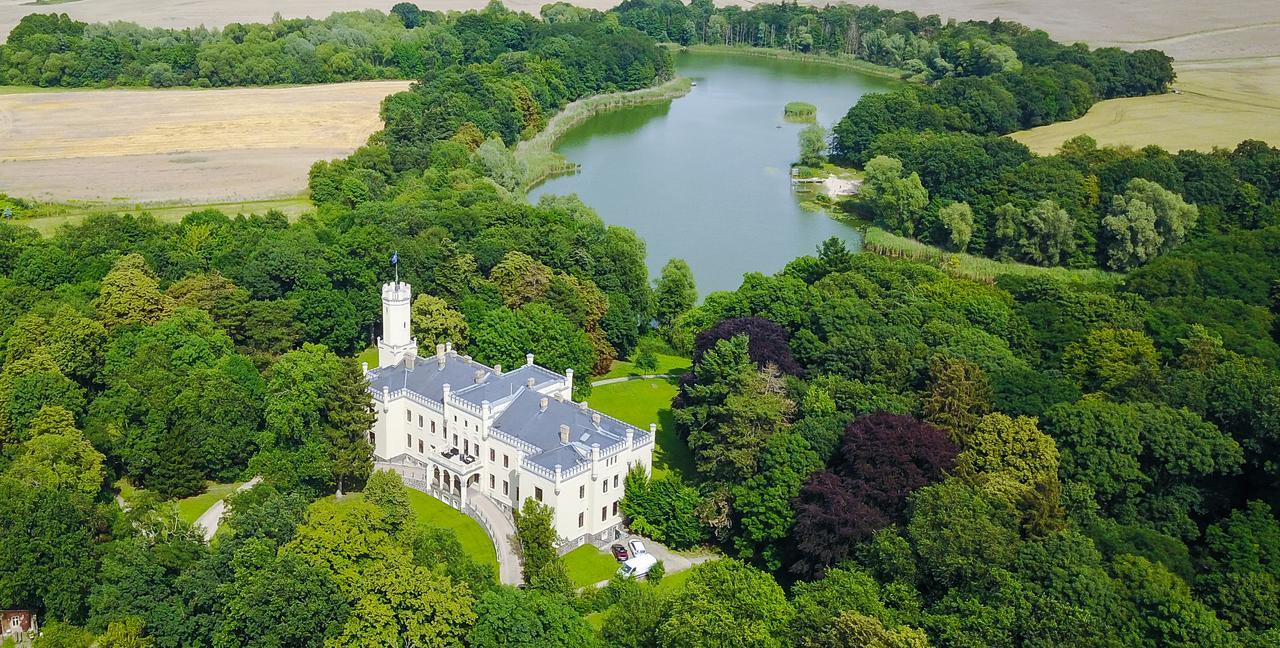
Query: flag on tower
xmin=391 ymin=252 xmax=399 ymax=282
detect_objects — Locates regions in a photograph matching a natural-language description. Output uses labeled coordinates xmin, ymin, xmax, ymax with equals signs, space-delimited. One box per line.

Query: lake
xmin=528 ymin=49 xmax=894 ymax=295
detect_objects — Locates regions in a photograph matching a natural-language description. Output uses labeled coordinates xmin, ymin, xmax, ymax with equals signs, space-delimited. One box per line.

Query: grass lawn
xmin=563 ymin=544 xmax=621 ymax=588
xmin=599 ymin=352 xmax=691 ymax=381
xmin=862 ymin=225 xmax=1121 ymax=286
xmin=404 ymin=489 xmax=498 ymax=571
xmin=585 ymin=562 xmax=699 ymax=629
xmin=589 ymin=377 xmax=695 ymax=481
xmin=21 ymin=196 xmax=312 ymax=237
xmin=175 ymin=481 xmax=244 ymax=524
xmin=355 ymin=345 xmax=379 ymax=368
xmin=114 ymin=477 xmax=141 ymax=505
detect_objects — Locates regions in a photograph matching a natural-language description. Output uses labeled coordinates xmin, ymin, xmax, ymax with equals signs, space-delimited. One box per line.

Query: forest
xmin=2 ymin=1 xmax=1278 ymax=647
xmin=0 ymin=3 xmax=670 ymax=89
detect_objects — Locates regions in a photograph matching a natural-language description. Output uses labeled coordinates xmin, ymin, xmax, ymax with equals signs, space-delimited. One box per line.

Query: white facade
xmin=377 ymin=281 xmax=417 ymax=367
xmin=366 ymin=282 xmax=655 ymax=549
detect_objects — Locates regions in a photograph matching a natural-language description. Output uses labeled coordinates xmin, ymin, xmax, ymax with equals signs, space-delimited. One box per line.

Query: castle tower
xmin=377 ymin=281 xmax=417 ymax=368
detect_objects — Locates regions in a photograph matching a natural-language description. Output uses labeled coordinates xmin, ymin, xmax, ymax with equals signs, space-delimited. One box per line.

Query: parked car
xmin=628 ymin=539 xmax=647 ymax=556
xmin=610 ymin=544 xmax=629 ymax=561
xmin=618 ymin=553 xmax=658 ymax=579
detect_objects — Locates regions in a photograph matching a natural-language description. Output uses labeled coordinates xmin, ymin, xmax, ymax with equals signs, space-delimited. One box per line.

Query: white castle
xmin=366 ymin=281 xmax=655 ymax=550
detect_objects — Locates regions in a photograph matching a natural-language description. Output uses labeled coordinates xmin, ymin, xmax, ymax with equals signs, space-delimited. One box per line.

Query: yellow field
xmin=867 ymin=0 xmax=1280 ymax=153
xmin=1012 ymin=63 xmax=1280 ymax=154
xmin=0 ymin=81 xmax=408 ymax=203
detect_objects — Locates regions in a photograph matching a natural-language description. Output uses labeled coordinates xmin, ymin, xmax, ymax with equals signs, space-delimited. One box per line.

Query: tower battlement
xmin=378 ymin=281 xmax=417 ymax=367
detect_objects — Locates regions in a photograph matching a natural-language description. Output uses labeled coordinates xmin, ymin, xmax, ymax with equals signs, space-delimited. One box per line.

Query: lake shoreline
xmin=528 ymin=50 xmax=892 ymax=293
xmin=681 ymin=44 xmax=907 ymax=82
xmin=516 ymin=76 xmax=694 ymax=192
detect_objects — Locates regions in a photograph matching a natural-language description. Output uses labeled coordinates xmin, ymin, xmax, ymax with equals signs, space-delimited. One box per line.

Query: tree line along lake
xmin=528 ymin=49 xmax=894 ymax=294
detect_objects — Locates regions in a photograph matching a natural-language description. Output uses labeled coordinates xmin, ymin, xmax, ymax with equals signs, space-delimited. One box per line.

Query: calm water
xmin=529 ymin=50 xmax=893 ymax=294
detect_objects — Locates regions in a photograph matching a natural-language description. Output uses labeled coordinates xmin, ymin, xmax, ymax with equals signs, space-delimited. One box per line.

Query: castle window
xmin=603 ymin=481 xmax=608 ymax=494
xmin=579 ymin=485 xmax=585 ymax=499
xmin=503 ymin=480 xmax=509 ymax=495
xmin=406 ymin=409 xmax=412 ymax=422
xmin=535 ymin=487 xmax=544 ymax=502
xmin=490 ymin=475 xmax=495 ymax=489
xmin=612 ymin=501 xmax=619 ymax=516
xmin=504 ymin=455 xmax=509 ymax=468
xmin=406 ymin=434 xmax=411 ymax=447
xmin=613 ymin=475 xmax=619 ymax=488
xmin=431 ymin=421 xmax=436 ymax=434
xmin=418 ymin=414 xmax=423 ymax=428
xmin=578 ymin=512 xmax=584 ymax=527
xmin=418 ymin=439 xmax=423 ymax=453
xmin=369 ymin=432 xmax=375 ymax=444
xmin=490 ymin=448 xmax=495 ymax=461
xmin=601 ymin=506 xmax=607 ymax=521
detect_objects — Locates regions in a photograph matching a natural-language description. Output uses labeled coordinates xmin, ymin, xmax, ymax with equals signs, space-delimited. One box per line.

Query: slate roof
xmin=491 ymin=389 xmax=634 ymax=471
xmin=366 ymin=351 xmax=486 ymax=402
xmin=370 ymin=352 xmax=649 ymax=473
xmin=452 ymin=363 xmax=565 ymax=405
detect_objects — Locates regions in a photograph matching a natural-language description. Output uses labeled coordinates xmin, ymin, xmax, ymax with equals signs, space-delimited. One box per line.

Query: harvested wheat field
xmin=1012 ymin=62 xmax=1280 ymax=154
xmin=0 ymin=81 xmax=408 ymax=203
xmin=870 ymin=0 xmax=1280 ymax=153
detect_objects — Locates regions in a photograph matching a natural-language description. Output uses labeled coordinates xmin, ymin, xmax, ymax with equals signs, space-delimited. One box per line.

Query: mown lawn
xmin=862 ymin=225 xmax=1120 ymax=285
xmin=585 ymin=561 xmax=700 ymax=629
xmin=599 ymin=352 xmax=691 ymax=380
xmin=21 ymin=196 xmax=313 ymax=237
xmin=355 ymin=345 xmax=379 ymax=368
xmin=589 ymin=377 xmax=694 ymax=481
xmin=175 ymin=481 xmax=244 ymax=524
xmin=404 ymin=489 xmax=498 ymax=571
xmin=563 ymin=544 xmax=621 ymax=588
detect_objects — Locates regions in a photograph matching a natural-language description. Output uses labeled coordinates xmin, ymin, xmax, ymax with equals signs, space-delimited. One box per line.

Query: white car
xmin=618 ymin=552 xmax=658 ymax=579
xmin=628 ymin=539 xmax=647 ymax=556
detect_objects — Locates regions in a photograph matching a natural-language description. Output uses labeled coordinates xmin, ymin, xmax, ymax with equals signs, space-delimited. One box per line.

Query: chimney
xmin=559 ymin=424 xmax=570 ymax=444
xmin=474 ymin=370 xmax=485 ymax=384
xmin=591 ymin=413 xmax=601 ymax=427
xmin=649 ymin=423 xmax=657 ymax=436
xmin=540 ymin=397 xmax=548 ymax=412
xmin=436 ymin=343 xmax=445 ymax=357
xmin=626 ymin=429 xmax=634 ymax=449
xmin=463 ymin=354 xmax=472 ymax=364
xmin=564 ymin=368 xmax=574 ymax=394
xmin=526 ymin=353 xmax=534 ymax=366
xmin=494 ymin=364 xmax=502 ymax=376
xmin=445 ymin=341 xmax=452 ymax=352
xmin=579 ymin=400 xmax=588 ymax=411
xmin=405 ymin=353 xmax=415 ymax=370
xmin=442 ymin=383 xmax=450 ymax=402
xmin=381 ymin=386 xmax=390 ymax=412
xmin=361 ymin=361 xmax=369 ymax=375
xmin=527 ymin=377 xmax=536 ymax=388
